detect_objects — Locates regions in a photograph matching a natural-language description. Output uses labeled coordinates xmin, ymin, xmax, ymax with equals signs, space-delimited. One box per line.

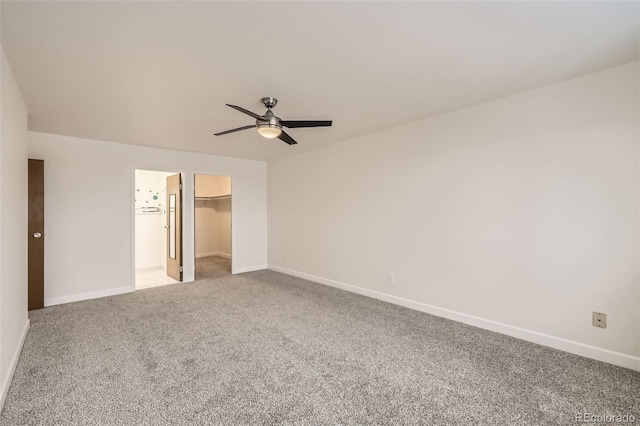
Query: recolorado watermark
xmin=575 ymin=413 xmax=636 ymax=423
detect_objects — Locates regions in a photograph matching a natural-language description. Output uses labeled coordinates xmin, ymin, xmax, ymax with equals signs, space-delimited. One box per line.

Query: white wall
xmin=135 ymin=169 xmax=172 ymax=270
xmin=28 ymin=132 xmax=267 ymax=306
xmin=268 ymin=62 xmax=640 ymax=370
xmin=0 ymin=48 xmax=29 ymax=409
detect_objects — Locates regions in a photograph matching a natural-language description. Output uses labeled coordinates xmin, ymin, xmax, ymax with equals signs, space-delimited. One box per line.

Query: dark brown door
xmin=28 ymin=159 xmax=45 ymax=310
xmin=166 ymin=173 xmax=183 ymax=281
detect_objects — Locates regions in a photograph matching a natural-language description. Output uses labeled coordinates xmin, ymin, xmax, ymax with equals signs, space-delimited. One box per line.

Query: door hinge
xmin=179 ymin=183 xmax=183 ymax=190
xmin=179 ymin=266 xmax=183 ymax=272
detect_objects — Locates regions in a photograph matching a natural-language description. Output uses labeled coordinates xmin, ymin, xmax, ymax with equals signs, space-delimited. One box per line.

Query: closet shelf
xmin=195 ymin=194 xmax=231 ymax=201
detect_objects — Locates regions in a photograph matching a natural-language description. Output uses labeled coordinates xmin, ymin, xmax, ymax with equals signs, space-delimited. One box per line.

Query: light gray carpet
xmin=196 ymin=255 xmax=232 ymax=279
xmin=1 ymin=269 xmax=639 ymax=425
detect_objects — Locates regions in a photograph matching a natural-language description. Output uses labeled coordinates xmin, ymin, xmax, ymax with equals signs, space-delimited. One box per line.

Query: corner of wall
xmin=0 ymin=320 xmax=29 ymax=411
xmin=0 ymin=46 xmax=30 ymax=411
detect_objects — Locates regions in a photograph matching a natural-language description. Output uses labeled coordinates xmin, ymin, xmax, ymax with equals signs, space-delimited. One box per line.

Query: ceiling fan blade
xmin=214 ymin=124 xmax=255 ymax=136
xmin=278 ymin=131 xmax=298 ymax=145
xmin=281 ymin=120 xmax=332 ymax=128
xmin=226 ymin=104 xmax=264 ymax=121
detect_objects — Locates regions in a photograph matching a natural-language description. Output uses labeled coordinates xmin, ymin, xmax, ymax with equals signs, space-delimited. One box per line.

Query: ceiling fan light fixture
xmin=215 ymin=98 xmax=332 ymax=145
xmin=257 ymin=124 xmax=282 ymax=139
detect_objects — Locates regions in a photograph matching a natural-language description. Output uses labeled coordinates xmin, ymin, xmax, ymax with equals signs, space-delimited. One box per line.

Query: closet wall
xmin=195 ymin=175 xmax=231 ymax=259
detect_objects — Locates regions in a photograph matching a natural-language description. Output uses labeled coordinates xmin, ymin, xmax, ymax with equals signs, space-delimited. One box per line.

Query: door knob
xmin=33 ymin=232 xmax=42 ymax=239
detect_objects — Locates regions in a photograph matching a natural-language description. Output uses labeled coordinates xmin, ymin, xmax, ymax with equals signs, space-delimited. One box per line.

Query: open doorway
xmin=134 ymin=169 xmax=182 ymax=289
xmin=194 ymin=174 xmax=232 ymax=279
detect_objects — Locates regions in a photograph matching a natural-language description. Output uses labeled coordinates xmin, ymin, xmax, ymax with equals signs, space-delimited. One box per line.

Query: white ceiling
xmin=1 ymin=1 xmax=638 ymax=161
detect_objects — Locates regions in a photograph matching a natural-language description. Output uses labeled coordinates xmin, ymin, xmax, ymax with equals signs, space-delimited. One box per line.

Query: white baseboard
xmin=0 ymin=319 xmax=30 ymax=411
xmin=233 ymin=264 xmax=267 ymax=274
xmin=196 ymin=252 xmax=216 ymax=258
xmin=268 ymin=264 xmax=640 ymax=372
xmin=45 ymin=286 xmax=134 ymax=307
xmin=135 ymin=266 xmax=163 ymax=272
xmin=196 ymin=252 xmax=231 ymax=259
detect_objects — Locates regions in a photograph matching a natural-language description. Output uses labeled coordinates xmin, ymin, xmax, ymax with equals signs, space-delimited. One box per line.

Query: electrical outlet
xmin=592 ymin=312 xmax=607 ymax=329
xmin=387 ymin=273 xmax=395 ymax=284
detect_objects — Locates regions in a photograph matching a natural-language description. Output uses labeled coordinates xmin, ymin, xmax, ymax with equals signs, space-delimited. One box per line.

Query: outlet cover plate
xmin=592 ymin=312 xmax=607 ymax=329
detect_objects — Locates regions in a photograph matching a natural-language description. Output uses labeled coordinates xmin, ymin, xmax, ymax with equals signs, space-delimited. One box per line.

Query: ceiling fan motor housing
xmin=257 ymin=109 xmax=282 ymax=129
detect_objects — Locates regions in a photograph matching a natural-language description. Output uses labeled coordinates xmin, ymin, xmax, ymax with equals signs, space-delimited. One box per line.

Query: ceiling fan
xmin=214 ymin=97 xmax=332 ymax=145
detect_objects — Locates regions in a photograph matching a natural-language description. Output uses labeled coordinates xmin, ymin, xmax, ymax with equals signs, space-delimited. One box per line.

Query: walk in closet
xmin=194 ymin=175 xmax=232 ymax=274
